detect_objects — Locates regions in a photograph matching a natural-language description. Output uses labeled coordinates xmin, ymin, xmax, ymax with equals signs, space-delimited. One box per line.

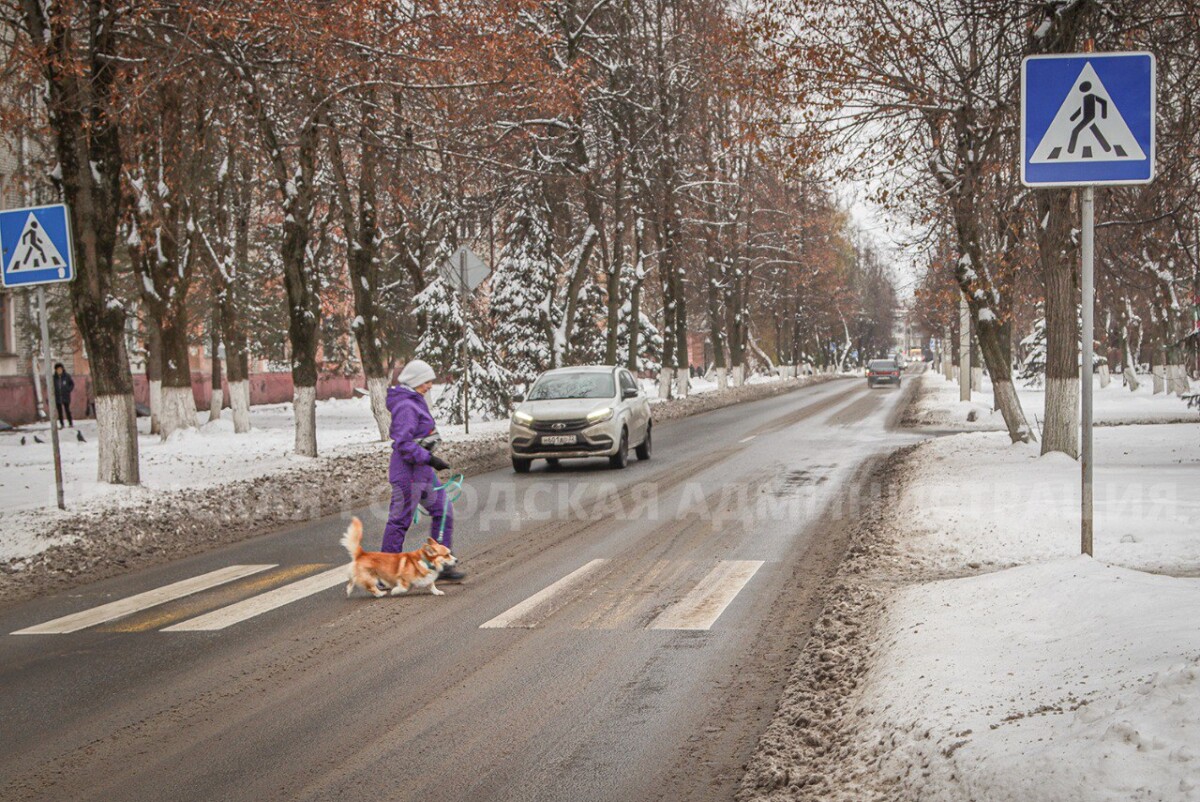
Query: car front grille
xmin=529 ymin=418 xmax=591 ymax=433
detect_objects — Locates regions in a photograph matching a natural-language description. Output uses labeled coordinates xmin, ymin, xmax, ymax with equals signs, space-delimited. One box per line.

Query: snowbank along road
xmin=0 ymin=372 xmax=925 ymax=802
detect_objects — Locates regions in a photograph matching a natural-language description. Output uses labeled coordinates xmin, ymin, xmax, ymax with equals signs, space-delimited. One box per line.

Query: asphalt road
xmin=0 ymin=374 xmax=924 ymax=802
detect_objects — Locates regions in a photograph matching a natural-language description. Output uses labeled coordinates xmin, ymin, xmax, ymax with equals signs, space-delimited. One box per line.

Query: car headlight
xmin=514 ymin=411 xmax=534 ymax=425
xmin=587 ymin=407 xmax=614 ymax=423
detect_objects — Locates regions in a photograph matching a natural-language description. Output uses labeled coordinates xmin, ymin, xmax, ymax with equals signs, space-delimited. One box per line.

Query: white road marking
xmin=11 ymin=565 xmax=276 ymax=635
xmin=162 ymin=566 xmax=347 ymax=632
xmin=480 ymin=559 xmax=608 ymax=629
xmin=649 ymin=560 xmax=764 ymax=631
xmin=739 ymin=435 xmax=756 ymax=443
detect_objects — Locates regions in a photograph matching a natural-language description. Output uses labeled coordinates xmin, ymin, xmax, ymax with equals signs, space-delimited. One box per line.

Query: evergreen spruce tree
xmin=617 ymin=301 xmax=663 ymax=373
xmin=416 ymin=273 xmax=511 ymax=423
xmin=569 ymin=281 xmax=607 ymax=364
xmin=489 ymin=181 xmax=557 ymax=389
xmin=1018 ymin=314 xmax=1047 ymax=388
xmin=414 ymin=274 xmax=460 ymax=378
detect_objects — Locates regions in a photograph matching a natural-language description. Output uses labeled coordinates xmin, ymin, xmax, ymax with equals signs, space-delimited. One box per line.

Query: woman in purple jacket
xmin=382 ymin=359 xmax=465 ymax=581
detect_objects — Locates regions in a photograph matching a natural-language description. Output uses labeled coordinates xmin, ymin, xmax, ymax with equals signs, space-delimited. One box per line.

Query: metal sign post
xmin=37 ymin=286 xmax=65 ymax=509
xmin=959 ymin=295 xmax=971 ymax=402
xmin=0 ymin=202 xmax=76 ymax=511
xmin=460 ymin=248 xmax=469 ymax=435
xmin=440 ymin=246 xmax=491 ymax=436
xmin=1080 ymin=186 xmax=1095 ymax=555
xmin=1021 ymin=51 xmax=1155 ymax=556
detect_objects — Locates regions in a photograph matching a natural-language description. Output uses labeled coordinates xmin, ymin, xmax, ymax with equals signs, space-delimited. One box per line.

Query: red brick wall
xmin=0 ymin=375 xmax=40 ymax=426
xmin=0 ymin=372 xmax=365 ymax=426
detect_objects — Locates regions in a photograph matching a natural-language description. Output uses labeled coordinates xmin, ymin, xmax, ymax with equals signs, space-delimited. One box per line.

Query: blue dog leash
xmin=411 ymin=472 xmax=464 ymax=544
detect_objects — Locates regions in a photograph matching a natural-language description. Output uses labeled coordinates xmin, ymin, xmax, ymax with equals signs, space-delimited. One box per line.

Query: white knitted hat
xmin=396 ymin=359 xmax=436 ymax=388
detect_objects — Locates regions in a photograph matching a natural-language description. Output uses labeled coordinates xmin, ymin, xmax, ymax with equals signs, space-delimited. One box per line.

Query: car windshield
xmin=869 ymin=360 xmax=896 ymax=371
xmin=528 ymin=372 xmax=615 ymax=401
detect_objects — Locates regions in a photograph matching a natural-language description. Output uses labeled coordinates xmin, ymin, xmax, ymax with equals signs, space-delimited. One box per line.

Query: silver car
xmin=509 ymin=366 xmax=652 ymax=472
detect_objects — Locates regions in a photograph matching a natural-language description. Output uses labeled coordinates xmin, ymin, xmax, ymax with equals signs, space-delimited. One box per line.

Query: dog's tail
xmin=340 ymin=517 xmax=365 ymax=560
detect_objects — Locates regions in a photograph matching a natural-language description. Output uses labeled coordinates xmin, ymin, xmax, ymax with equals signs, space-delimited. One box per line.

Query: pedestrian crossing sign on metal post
xmin=1021 ymin=52 xmax=1155 ymax=187
xmin=0 ymin=203 xmax=74 ymax=287
xmin=1021 ymin=51 xmax=1157 ymax=560
xmin=1 ymin=203 xmax=75 ymax=509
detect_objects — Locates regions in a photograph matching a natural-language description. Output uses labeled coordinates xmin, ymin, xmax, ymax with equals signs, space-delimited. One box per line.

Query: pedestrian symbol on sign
xmin=6 ymin=212 xmax=67 ymax=277
xmin=1031 ymin=62 xmax=1145 ymax=165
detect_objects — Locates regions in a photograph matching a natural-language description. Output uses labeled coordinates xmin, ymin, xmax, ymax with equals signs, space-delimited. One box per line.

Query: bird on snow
xmin=21 ymin=436 xmax=26 ymax=445
xmin=76 ymin=431 xmax=86 ymax=443
xmin=33 ymin=435 xmax=45 ymax=444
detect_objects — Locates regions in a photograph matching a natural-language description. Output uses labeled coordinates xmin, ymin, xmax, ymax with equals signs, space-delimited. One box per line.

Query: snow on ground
xmin=851 ymin=411 xmax=1200 ymax=800
xmin=899 ymin=424 xmax=1200 ymax=574
xmin=0 ymin=392 xmax=507 ymax=560
xmin=866 ymin=558 xmax=1200 ymax=802
xmin=912 ymin=369 xmax=1196 ymax=430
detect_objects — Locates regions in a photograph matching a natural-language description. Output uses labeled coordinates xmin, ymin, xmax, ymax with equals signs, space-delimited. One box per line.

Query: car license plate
xmin=541 ymin=434 xmax=577 ymax=446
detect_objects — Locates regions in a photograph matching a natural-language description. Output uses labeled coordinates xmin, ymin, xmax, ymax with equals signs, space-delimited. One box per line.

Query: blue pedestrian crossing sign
xmin=0 ymin=203 xmax=75 ymax=288
xmin=1021 ymin=52 xmax=1155 ymax=187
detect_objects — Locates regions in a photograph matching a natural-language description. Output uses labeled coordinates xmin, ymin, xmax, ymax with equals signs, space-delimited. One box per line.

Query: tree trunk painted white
xmin=1152 ymin=364 xmax=1166 ymax=394
xmin=715 ymin=366 xmax=728 ymax=391
xmin=1123 ymin=366 xmax=1140 ymax=392
xmin=731 ymin=365 xmax=745 ymax=387
xmin=1169 ymin=364 xmax=1190 ymax=396
xmin=148 ymin=379 xmax=163 ymax=436
xmin=159 ymin=385 xmax=198 ymax=441
xmin=971 ymin=366 xmax=984 ymax=393
xmin=1041 ymin=377 xmax=1079 ymax=458
xmin=658 ymin=367 xmax=673 ymax=400
xmin=366 ymin=376 xmax=390 ymax=440
xmin=1098 ymin=364 xmax=1111 ymax=388
xmin=230 ymin=379 xmax=251 ymax=434
xmin=673 ymin=367 xmax=690 ymax=399
xmin=294 ymin=385 xmax=317 ymax=457
xmin=993 ymin=379 xmax=1036 ymax=443
xmin=96 ymin=394 xmax=140 ymax=484
xmin=207 ymin=381 xmax=222 ymax=423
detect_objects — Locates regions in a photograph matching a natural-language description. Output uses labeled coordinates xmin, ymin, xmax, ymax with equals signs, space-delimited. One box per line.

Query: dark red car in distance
xmin=867 ymin=358 xmax=902 ymax=388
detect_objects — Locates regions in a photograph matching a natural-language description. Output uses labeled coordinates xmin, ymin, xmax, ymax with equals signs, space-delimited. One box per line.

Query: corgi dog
xmin=340 ymin=517 xmax=458 ymax=598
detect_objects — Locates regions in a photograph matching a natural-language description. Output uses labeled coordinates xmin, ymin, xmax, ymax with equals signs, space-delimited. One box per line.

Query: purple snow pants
xmin=381 ymin=465 xmax=454 ymax=553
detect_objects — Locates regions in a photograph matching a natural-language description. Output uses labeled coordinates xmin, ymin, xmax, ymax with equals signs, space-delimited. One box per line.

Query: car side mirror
xmin=622 ymin=387 xmax=639 ymax=399
xmin=512 ymin=394 xmax=524 ymax=403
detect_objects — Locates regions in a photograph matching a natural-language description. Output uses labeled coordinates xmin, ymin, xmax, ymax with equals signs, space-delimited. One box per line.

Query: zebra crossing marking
xmin=161 ymin=566 xmax=348 ymax=632
xmin=100 ymin=564 xmax=331 ymax=633
xmin=11 ymin=564 xmax=276 ymax=635
xmin=480 ymin=559 xmax=609 ymax=629
xmin=649 ymin=560 xmax=764 ymax=631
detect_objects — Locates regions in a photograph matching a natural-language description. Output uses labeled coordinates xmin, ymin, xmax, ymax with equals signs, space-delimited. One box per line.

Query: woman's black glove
xmin=428 ymin=455 xmax=451 ymax=472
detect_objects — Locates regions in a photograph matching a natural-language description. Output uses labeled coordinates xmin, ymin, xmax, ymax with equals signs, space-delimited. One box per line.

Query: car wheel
xmin=635 ymin=424 xmax=652 ymax=461
xmin=546 ymin=458 xmax=561 ymax=470
xmin=609 ymin=429 xmax=629 ymax=469
xmin=512 ymin=457 xmax=532 ymax=473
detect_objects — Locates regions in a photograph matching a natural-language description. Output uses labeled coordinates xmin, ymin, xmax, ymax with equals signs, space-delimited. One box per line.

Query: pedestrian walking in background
xmin=382 ymin=359 xmax=465 ymax=581
xmin=53 ymin=363 xmax=74 ymax=429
